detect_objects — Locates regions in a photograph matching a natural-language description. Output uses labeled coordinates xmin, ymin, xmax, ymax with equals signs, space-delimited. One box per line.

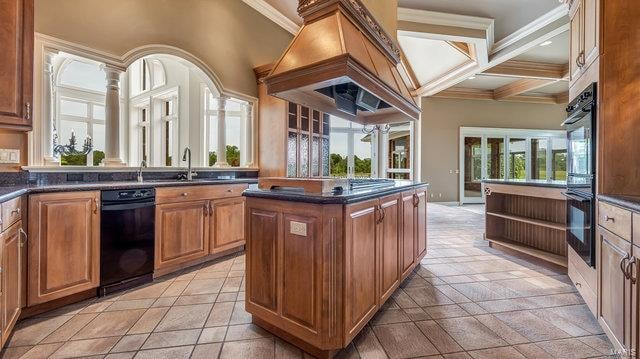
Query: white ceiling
xmin=457 ymin=75 xmax=520 ymax=90
xmin=399 ymin=37 xmax=471 ymax=84
xmin=532 ymin=80 xmax=569 ymax=95
xmin=513 ymin=30 xmax=570 ymax=64
xmin=262 ymin=0 xmax=302 ymax=25
xmin=397 ymin=0 xmax=562 ymax=41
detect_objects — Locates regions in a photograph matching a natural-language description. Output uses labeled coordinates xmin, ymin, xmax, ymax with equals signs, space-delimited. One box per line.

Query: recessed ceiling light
xmin=539 ymin=40 xmax=553 ymax=47
xmin=468 ymin=76 xmax=476 ymax=80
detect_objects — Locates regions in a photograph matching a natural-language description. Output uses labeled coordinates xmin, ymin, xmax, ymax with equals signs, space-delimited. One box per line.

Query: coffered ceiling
xmin=243 ymin=0 xmax=571 ymax=104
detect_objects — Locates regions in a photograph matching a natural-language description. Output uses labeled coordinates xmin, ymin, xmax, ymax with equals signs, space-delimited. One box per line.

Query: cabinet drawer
xmin=156 ymin=184 xmax=248 ymax=204
xmin=567 ymin=256 xmax=597 ymax=314
xmin=599 ymin=201 xmax=632 ymax=241
xmin=1 ymin=197 xmax=22 ymax=232
xmin=568 ymin=244 xmax=596 ymax=290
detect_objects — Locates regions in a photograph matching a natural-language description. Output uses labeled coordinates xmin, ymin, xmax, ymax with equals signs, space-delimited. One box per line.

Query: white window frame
xmin=459 ymin=127 xmax=567 ymax=204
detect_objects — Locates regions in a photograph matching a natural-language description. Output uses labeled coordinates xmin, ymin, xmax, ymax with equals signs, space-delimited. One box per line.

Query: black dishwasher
xmin=100 ymin=188 xmax=155 ymax=296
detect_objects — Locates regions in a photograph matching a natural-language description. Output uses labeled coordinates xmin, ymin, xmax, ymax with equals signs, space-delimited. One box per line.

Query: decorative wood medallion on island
xmin=244 ymin=178 xmax=428 ymax=358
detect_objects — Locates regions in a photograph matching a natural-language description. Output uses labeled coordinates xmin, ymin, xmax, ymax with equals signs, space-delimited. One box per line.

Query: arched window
xmin=54 ymin=56 xmax=107 ymax=166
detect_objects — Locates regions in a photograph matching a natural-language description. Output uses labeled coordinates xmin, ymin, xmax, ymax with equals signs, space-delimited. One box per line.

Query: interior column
xmin=102 ymin=65 xmax=126 ymax=166
xmin=215 ymin=96 xmax=229 ymax=167
xmin=241 ymin=101 xmax=254 ymax=167
xmin=42 ymin=49 xmax=59 ymax=166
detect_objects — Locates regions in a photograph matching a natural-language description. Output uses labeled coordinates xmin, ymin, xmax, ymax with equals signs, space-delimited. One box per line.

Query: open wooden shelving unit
xmin=484 ymin=183 xmax=568 ymax=267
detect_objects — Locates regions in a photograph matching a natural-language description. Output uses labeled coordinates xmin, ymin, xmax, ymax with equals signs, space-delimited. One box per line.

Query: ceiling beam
xmin=483 ymin=60 xmax=569 ymax=80
xmin=432 ymin=87 xmax=569 ymax=104
xmin=494 ymin=78 xmax=557 ymax=99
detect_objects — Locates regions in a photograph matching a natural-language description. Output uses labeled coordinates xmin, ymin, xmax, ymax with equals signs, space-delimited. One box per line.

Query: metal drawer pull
xmin=11 ymin=208 xmax=20 ymax=216
xmin=181 ymin=192 xmax=188 ymax=197
xmin=93 ymin=198 xmax=99 ymax=214
xmin=18 ymin=228 xmax=27 ymax=247
xmin=604 ymin=215 xmax=615 ymax=222
xmin=627 ymin=257 xmax=637 ymax=284
xmin=209 ymin=203 xmax=213 ymax=216
xmin=620 ymin=253 xmax=631 ymax=279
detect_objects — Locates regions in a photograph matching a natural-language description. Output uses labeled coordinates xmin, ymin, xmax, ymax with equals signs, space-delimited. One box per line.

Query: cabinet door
xmin=569 ymin=0 xmax=583 ymax=83
xmin=401 ymin=191 xmax=415 ymax=279
xmin=210 ymin=197 xmax=245 ymax=253
xmin=344 ymin=198 xmax=378 ymax=342
xmin=582 ymin=0 xmax=599 ymax=69
xmin=2 ymin=221 xmax=22 ymax=345
xmin=598 ymin=228 xmax=632 ymax=351
xmin=379 ymin=194 xmax=400 ymax=303
xmin=0 ymin=0 xmax=33 ymax=130
xmin=415 ymin=188 xmax=428 ymax=260
xmin=631 ymin=244 xmax=640 ymax=359
xmin=155 ymin=201 xmax=209 ymax=270
xmin=28 ymin=192 xmax=100 ymax=306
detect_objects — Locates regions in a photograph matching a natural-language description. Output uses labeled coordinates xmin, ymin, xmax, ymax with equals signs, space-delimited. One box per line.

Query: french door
xmin=460 ymin=136 xmax=506 ymax=204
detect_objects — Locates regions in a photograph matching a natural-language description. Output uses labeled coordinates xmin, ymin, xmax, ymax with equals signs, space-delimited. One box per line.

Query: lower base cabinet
xmin=1 ymin=221 xmax=24 ymax=347
xmin=27 ymin=191 xmax=100 ymax=306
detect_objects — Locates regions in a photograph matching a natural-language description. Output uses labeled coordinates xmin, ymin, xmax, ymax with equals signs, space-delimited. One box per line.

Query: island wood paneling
xmin=247 ymin=208 xmax=278 ymax=312
xmin=400 ymin=190 xmax=415 ymax=279
xmin=378 ymin=194 xmax=401 ymax=304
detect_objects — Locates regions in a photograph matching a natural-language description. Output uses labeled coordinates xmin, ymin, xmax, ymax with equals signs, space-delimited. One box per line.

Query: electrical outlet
xmin=0 ymin=149 xmax=20 ymax=164
xmin=290 ymin=221 xmax=307 ymax=236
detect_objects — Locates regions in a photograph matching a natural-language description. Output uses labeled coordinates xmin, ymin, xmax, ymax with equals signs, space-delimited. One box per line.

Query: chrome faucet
xmin=137 ymin=160 xmax=147 ymax=183
xmin=182 ymin=147 xmax=197 ymax=181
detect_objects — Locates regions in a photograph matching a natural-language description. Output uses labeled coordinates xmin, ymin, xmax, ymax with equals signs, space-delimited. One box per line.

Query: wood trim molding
xmin=493 ymin=78 xmax=557 ymax=99
xmin=432 ymin=87 xmax=568 ymax=104
xmin=490 ymin=4 xmax=569 ymax=54
xmin=447 ymin=41 xmax=473 ymax=60
xmin=242 ymin=0 xmax=300 ymax=35
xmin=483 ymin=60 xmax=569 ymax=80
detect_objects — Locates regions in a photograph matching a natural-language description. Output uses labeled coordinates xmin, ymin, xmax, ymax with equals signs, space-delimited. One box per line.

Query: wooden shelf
xmin=486 ymin=236 xmax=568 ymax=268
xmin=487 ymin=211 xmax=566 ymax=231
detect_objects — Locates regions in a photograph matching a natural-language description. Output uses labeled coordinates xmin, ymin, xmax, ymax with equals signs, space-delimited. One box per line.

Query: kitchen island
xmin=482 ymin=179 xmax=568 ymax=267
xmin=243 ymin=178 xmax=428 ymax=358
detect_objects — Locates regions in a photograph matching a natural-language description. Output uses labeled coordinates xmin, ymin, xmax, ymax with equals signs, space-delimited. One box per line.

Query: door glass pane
xmin=552 ymin=137 xmax=568 ymax=181
xmin=463 ymin=137 xmax=482 ymax=198
xmin=531 ymin=138 xmax=548 ymax=180
xmin=508 ymin=138 xmax=526 ymax=180
xmin=353 ymin=133 xmax=372 ymax=178
xmin=329 ymin=132 xmax=348 ymax=177
xmin=486 ymin=137 xmax=504 ymax=180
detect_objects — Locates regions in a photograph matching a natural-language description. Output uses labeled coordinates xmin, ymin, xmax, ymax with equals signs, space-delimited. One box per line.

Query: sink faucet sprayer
xmin=182 ymin=147 xmax=197 ymax=181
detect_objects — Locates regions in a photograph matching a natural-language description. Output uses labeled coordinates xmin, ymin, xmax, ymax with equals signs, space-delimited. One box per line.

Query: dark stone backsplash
xmin=0 ymin=169 xmax=258 ymax=186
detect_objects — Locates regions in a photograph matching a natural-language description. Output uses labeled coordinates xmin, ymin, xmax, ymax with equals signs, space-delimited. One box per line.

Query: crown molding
xmin=491 ymin=4 xmax=569 ymax=54
xmin=242 ymin=0 xmax=300 ymax=35
xmin=483 ymin=60 xmax=569 ymax=80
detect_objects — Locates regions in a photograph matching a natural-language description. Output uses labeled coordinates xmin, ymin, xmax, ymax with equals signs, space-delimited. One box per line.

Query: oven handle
xmin=562 ymin=192 xmax=590 ymax=203
xmin=101 ymin=201 xmax=156 ymax=211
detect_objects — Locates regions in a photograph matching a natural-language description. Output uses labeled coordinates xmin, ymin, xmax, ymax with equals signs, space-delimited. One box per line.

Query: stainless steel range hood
xmin=263 ymin=0 xmax=420 ymax=125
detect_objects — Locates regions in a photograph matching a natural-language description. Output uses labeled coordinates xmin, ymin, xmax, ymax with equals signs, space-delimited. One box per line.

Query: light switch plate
xmin=290 ymin=221 xmax=307 ymax=236
xmin=0 ymin=149 xmax=20 ymax=164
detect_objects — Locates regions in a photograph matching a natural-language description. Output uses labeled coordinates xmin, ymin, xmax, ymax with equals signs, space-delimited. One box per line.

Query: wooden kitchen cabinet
xmin=210 ymin=197 xmax=245 ymax=253
xmin=598 ymin=227 xmax=632 ymax=351
xmin=568 ymin=0 xmax=600 ymax=87
xmin=2 ymin=221 xmax=23 ymax=345
xmin=28 ymin=191 xmax=100 ymax=306
xmin=378 ymin=194 xmax=401 ymax=303
xmin=400 ymin=191 xmax=415 ymax=279
xmin=155 ymin=200 xmax=209 ymax=271
xmin=0 ymin=0 xmax=34 ymax=130
xmin=415 ymin=187 xmax=428 ymax=259
xmin=631 ymin=243 xmax=640 ymax=359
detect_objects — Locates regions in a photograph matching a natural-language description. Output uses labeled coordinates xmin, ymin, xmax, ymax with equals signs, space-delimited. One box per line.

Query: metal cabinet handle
xmin=25 ymin=102 xmax=31 ymax=120
xmin=11 ymin=208 xmax=20 ymax=216
xmin=621 ymin=253 xmax=631 ymax=279
xmin=204 ymin=204 xmax=209 ymax=216
xmin=181 ymin=192 xmax=188 ymax=197
xmin=208 ymin=202 xmax=213 ymax=216
xmin=604 ymin=215 xmax=615 ymax=222
xmin=18 ymin=228 xmax=27 ymax=247
xmin=576 ymin=51 xmax=585 ymax=68
xmin=412 ymin=193 xmax=419 ymax=207
xmin=93 ymin=198 xmax=99 ymax=214
xmin=627 ymin=257 xmax=637 ymax=284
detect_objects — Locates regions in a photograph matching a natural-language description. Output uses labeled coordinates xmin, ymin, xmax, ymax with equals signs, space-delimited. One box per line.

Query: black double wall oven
xmin=562 ymin=83 xmax=597 ymax=267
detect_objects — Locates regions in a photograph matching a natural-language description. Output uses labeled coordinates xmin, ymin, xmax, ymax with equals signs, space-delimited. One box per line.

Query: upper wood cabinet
xmin=210 ymin=197 xmax=245 ymax=253
xmin=0 ymin=0 xmax=33 ymax=130
xmin=255 ymin=81 xmax=331 ymax=178
xmin=2 ymin=221 xmax=23 ymax=346
xmin=155 ymin=200 xmax=209 ymax=271
xmin=28 ymin=191 xmax=100 ymax=306
xmin=568 ymin=0 xmax=600 ymax=87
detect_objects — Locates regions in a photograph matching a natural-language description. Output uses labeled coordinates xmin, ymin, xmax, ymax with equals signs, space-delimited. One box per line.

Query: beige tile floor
xmin=1 ymin=203 xmax=616 ymax=358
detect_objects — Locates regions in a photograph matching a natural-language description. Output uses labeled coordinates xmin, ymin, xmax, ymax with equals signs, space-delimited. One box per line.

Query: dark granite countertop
xmin=598 ymin=194 xmax=640 ymax=213
xmin=482 ymin=179 xmax=567 ymax=189
xmin=243 ymin=180 xmax=429 ymax=204
xmin=0 ymin=178 xmax=259 ymax=203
